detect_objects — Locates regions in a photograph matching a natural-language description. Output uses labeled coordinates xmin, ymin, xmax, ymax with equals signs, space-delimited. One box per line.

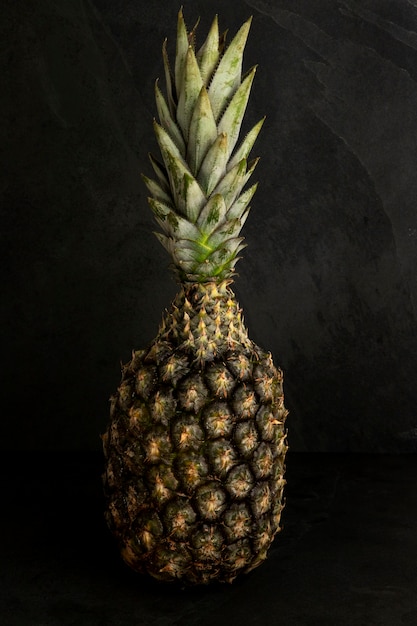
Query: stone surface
xmin=1 ymin=0 xmax=417 ymax=451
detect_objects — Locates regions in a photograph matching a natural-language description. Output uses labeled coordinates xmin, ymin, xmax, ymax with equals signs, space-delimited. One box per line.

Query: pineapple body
xmin=103 ymin=282 xmax=287 ymax=584
xmin=103 ymin=11 xmax=289 ymax=584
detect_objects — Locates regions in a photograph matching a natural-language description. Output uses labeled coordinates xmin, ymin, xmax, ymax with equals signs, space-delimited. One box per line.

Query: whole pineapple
xmin=103 ymin=10 xmax=288 ymax=585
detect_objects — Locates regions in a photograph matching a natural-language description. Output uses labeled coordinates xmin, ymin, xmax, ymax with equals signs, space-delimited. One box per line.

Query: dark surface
xmin=1 ymin=452 xmax=417 ymax=625
xmin=2 ymin=0 xmax=417 ymax=453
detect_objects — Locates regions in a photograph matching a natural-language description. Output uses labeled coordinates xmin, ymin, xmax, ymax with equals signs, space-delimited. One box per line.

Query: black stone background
xmin=2 ymin=2 xmax=417 ymax=625
xmin=2 ymin=0 xmax=417 ymax=453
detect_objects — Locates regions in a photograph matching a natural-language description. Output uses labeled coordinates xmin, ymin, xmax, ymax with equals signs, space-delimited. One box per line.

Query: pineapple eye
xmin=191 ymin=525 xmax=224 ymax=561
xmin=147 ymin=465 xmax=178 ymax=505
xmin=149 ymin=389 xmax=177 ymax=424
xmin=128 ymin=402 xmax=152 ymax=433
xmin=256 ymin=405 xmax=281 ymax=441
xmin=251 ymin=442 xmax=274 ymax=479
xmin=223 ymin=503 xmax=252 ymax=539
xmin=135 ymin=366 xmax=157 ymax=398
xmin=172 ymin=415 xmax=204 ymax=450
xmin=144 ymin=428 xmax=171 ymax=463
xmin=224 ymin=539 xmax=252 ymax=571
xmin=205 ymin=363 xmax=235 ymax=398
xmin=225 ymin=464 xmax=254 ymax=499
xmin=195 ymin=481 xmax=227 ymax=520
xmin=232 ymin=384 xmax=258 ymax=419
xmin=227 ymin=353 xmax=252 ymax=381
xmin=164 ymin=498 xmax=197 ymax=539
xmin=250 ymin=482 xmax=272 ymax=517
xmin=234 ymin=420 xmax=259 ymax=457
xmin=175 ymin=454 xmax=209 ymax=492
xmin=203 ymin=401 xmax=233 ymax=438
xmin=178 ymin=374 xmax=209 ymax=412
xmin=117 ymin=381 xmax=135 ymax=410
xmin=207 ymin=439 xmax=236 ymax=477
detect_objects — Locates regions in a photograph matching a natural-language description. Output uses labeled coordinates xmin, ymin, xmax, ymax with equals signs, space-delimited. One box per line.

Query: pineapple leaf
xmin=155 ymin=80 xmax=186 ymax=156
xmin=194 ymin=238 xmax=246 ymax=276
xmin=211 ymin=158 xmax=248 ymax=209
xmin=154 ymin=231 xmax=175 ymax=256
xmin=187 ymin=86 xmax=217 ymax=175
xmin=162 ymin=39 xmax=176 ymax=116
xmin=218 ymin=66 xmax=257 ymax=161
xmin=173 ymin=241 xmax=205 ymax=263
xmin=182 ymin=171 xmax=207 ymax=223
xmin=197 ymin=132 xmax=229 ymax=195
xmin=206 ymin=237 xmax=246 ymax=265
xmin=177 ymin=45 xmax=204 ymax=141
xmin=196 ymin=14 xmax=220 ymax=85
xmin=173 ymin=258 xmax=197 ymax=274
xmin=206 ymin=218 xmax=246 ymax=249
xmin=154 ymin=120 xmax=206 ymax=221
xmin=242 ymin=156 xmax=260 ymax=188
xmin=208 ymin=16 xmax=252 ymax=121
xmin=154 ymin=119 xmax=187 ymax=167
xmin=148 ymin=197 xmax=201 ymax=240
xmin=226 ymin=182 xmax=257 ymax=220
xmin=148 ymin=153 xmax=170 ymax=193
xmin=164 ymin=150 xmax=195 ymax=217
xmin=142 ymin=174 xmax=172 ymax=206
xmin=228 ymin=117 xmax=265 ymax=171
xmin=175 ymin=8 xmax=189 ymax=98
xmin=196 ymin=193 xmax=227 ymax=236
xmin=147 ymin=12 xmax=262 ymax=282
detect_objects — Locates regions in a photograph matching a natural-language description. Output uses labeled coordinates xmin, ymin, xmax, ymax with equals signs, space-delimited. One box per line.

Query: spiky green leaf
xmin=187 ymin=86 xmax=217 ymax=175
xmin=175 ymin=8 xmax=190 ymax=98
xmin=162 ymin=39 xmax=176 ymax=117
xmin=196 ymin=14 xmax=220 ymax=85
xmin=177 ymin=46 xmax=204 ymax=140
xmin=154 ymin=120 xmax=187 ymax=168
xmin=206 ymin=218 xmax=246 ymax=249
xmin=154 ymin=120 xmax=206 ymax=221
xmin=196 ymin=193 xmax=227 ymax=236
xmin=182 ymin=171 xmax=207 ymax=223
xmin=148 ymin=153 xmax=170 ymax=193
xmin=155 ymin=80 xmax=186 ymax=156
xmin=198 ymin=132 xmax=229 ymax=195
xmin=218 ymin=66 xmax=257 ymax=160
xmin=206 ymin=237 xmax=246 ymax=265
xmin=148 ymin=197 xmax=201 ymax=240
xmin=142 ymin=174 xmax=172 ymax=205
xmin=164 ymin=151 xmax=195 ymax=217
xmin=154 ymin=231 xmax=175 ymax=256
xmin=211 ymin=158 xmax=247 ymax=209
xmin=228 ymin=117 xmax=264 ymax=171
xmin=226 ymin=182 xmax=257 ymax=220
xmin=242 ymin=157 xmax=260 ymax=188
xmin=147 ymin=12 xmax=262 ymax=282
xmin=172 ymin=241 xmax=205 ymax=263
xmin=208 ymin=17 xmax=252 ymax=121
xmin=195 ymin=239 xmax=246 ymax=277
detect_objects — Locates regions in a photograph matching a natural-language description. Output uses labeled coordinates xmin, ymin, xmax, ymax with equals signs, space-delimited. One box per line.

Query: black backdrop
xmin=2 ymin=0 xmax=417 ymax=453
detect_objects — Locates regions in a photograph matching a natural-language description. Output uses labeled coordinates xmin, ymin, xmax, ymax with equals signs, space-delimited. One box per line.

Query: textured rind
xmin=103 ymin=283 xmax=288 ymax=584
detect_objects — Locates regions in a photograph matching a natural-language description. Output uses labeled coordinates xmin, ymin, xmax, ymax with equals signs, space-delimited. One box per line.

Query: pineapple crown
xmin=142 ymin=9 xmax=263 ymax=284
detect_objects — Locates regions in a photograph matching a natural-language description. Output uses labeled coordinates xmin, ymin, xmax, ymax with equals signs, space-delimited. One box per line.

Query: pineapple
xmin=103 ymin=10 xmax=288 ymax=585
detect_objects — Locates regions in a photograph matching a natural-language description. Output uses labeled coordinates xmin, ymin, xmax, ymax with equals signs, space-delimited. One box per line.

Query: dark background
xmin=2 ymin=0 xmax=417 ymax=453
xmin=2 ymin=3 xmax=417 ymax=624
